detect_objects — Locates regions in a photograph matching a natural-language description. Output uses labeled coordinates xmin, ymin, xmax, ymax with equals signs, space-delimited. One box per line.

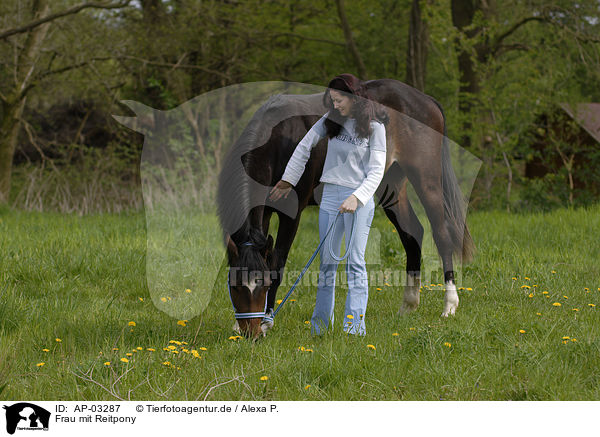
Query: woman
xmin=269 ymin=73 xmax=387 ymax=336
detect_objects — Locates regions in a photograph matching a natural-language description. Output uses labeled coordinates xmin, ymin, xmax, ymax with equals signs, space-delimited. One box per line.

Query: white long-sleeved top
xmin=281 ymin=113 xmax=387 ymax=206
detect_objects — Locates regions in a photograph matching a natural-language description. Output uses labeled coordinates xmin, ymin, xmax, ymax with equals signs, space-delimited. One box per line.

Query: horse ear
xmin=261 ymin=234 xmax=274 ymax=258
xmin=225 ymin=235 xmax=239 ymax=264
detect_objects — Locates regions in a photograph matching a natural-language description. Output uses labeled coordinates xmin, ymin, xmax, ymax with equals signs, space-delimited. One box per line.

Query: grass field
xmin=1 ymin=203 xmax=599 ymax=401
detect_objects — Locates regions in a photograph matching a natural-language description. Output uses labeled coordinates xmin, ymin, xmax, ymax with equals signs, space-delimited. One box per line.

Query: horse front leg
xmin=378 ymin=172 xmax=424 ymax=315
xmin=262 ymin=212 xmax=302 ymax=332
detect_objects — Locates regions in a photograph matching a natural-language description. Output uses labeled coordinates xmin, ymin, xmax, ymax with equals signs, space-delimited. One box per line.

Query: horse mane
xmin=216 ymin=92 xmax=326 ymax=266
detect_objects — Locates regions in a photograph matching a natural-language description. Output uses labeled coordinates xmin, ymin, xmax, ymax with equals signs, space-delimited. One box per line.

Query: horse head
xmin=225 ymin=228 xmax=274 ymax=340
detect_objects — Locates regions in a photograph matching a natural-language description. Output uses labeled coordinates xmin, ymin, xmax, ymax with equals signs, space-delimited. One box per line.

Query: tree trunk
xmin=406 ymin=0 xmax=429 ymax=92
xmin=0 ymin=0 xmax=51 ymax=204
xmin=334 ymin=0 xmax=367 ymax=79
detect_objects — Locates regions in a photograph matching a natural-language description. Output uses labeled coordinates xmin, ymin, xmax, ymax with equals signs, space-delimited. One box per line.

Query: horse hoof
xmin=398 ymin=285 xmax=420 ymax=315
xmin=398 ymin=302 xmax=418 ymax=315
xmin=260 ymin=310 xmax=274 ymax=335
xmin=441 ymin=282 xmax=459 ymax=317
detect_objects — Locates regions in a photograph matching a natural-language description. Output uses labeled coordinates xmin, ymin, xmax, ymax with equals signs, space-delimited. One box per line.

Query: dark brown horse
xmin=217 ymin=78 xmax=474 ymax=339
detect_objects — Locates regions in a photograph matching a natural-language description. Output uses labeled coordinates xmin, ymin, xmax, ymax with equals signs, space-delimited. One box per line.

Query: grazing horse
xmin=217 ymin=78 xmax=474 ymax=339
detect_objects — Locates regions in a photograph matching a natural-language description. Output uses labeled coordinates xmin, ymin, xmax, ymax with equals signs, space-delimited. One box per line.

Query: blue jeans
xmin=311 ymin=183 xmax=376 ymax=336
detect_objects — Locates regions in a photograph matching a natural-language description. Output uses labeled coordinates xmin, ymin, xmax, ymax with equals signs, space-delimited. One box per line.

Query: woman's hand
xmin=269 ymin=180 xmax=293 ymax=201
xmin=339 ymin=194 xmax=359 ymax=213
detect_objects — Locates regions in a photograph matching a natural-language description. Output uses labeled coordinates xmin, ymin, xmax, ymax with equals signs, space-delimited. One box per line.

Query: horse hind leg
xmin=380 ymin=174 xmax=424 ymax=315
xmin=410 ymin=172 xmax=458 ymax=317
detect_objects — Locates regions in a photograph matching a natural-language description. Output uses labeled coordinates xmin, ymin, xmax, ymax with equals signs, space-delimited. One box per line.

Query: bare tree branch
xmin=334 ymin=0 xmax=367 ymax=78
xmin=0 ymin=0 xmax=132 ymax=40
xmin=491 ymin=16 xmax=546 ymax=52
xmin=270 ymin=32 xmax=346 ymax=47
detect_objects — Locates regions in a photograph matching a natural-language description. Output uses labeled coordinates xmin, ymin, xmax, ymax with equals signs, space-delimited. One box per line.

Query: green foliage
xmin=1 ymin=0 xmax=600 ymax=212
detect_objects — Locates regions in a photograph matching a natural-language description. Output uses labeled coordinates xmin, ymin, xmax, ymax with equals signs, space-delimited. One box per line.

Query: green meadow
xmin=1 ymin=204 xmax=600 ymax=401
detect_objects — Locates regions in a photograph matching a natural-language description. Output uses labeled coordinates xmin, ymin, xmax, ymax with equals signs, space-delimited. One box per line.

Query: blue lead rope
xmin=270 ymin=209 xmax=357 ymax=319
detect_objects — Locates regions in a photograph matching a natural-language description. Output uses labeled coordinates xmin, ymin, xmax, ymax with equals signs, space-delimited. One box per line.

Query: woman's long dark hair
xmin=322 ymin=74 xmax=377 ymax=139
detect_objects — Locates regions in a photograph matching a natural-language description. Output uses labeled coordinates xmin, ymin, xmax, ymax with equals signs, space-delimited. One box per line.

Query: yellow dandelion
xmin=163 ymin=347 xmax=170 ymax=351
xmin=346 ymin=314 xmax=354 ymax=320
xmin=112 ymin=347 xmax=119 ymax=351
xmin=177 ymin=320 xmax=187 ymax=327
xmin=563 ymin=296 xmax=568 ymax=299
xmin=276 ymin=299 xmax=283 ymax=305
xmin=553 ymin=302 xmax=562 ymax=307
xmin=55 ymin=338 xmax=62 ymax=343
xmin=126 ymin=353 xmax=133 ymax=357
xmin=171 ymin=350 xmax=179 ymax=354
xmin=376 ymin=287 xmax=382 ymax=291
xmin=228 ymin=335 xmax=242 ymax=341
xmin=169 ymin=340 xmax=182 ymax=345
xmin=562 ymin=336 xmax=570 ymax=340
xmin=458 ymin=287 xmax=465 ymax=291
xmin=528 ymin=293 xmax=534 ymax=298
xmin=392 ymin=332 xmax=399 ymax=336
xmin=42 ymin=348 xmax=49 ymax=352
xmin=588 ymin=304 xmax=596 ymax=307
xmin=304 ymin=384 xmax=311 ymax=390
xmin=167 ymin=345 xmax=177 ymax=350
xmin=128 ymin=321 xmax=136 ymax=327
xmin=199 ymin=347 xmax=207 ymax=351
xmin=519 ymin=330 xmax=526 ymax=334
xmin=562 ymin=340 xmax=568 ymax=344
xmin=147 ymin=348 xmax=155 ymax=352
xmin=443 ymin=342 xmax=451 ymax=348
xmin=552 ymin=270 xmax=556 ymax=274
xmin=36 ymin=362 xmax=45 ymax=367
xmin=304 ymin=320 xmax=310 ymax=325
xmin=260 ymin=376 xmax=269 ymax=381
xmin=162 ymin=361 xmax=171 ymax=366
xmin=512 ymin=277 xmax=517 ymax=280
xmin=536 ymin=312 xmax=542 ymax=316
xmin=573 ymin=308 xmax=579 ymax=312
xmin=185 ymin=288 xmax=192 ymax=293
xmin=290 ymin=299 xmax=297 ymax=302
xmin=385 ymin=282 xmax=391 ymax=286
xmin=571 ymin=338 xmax=577 ymax=342
xmin=161 ymin=297 xmax=167 ymax=302
xmin=305 ymin=348 xmax=313 ymax=352
xmin=298 ymin=346 xmax=305 ymax=351
xmin=366 ymin=344 xmax=376 ymax=350
xmin=542 ymin=291 xmax=549 ymax=295
xmin=135 ymin=347 xmax=142 ymax=351
xmin=521 ymin=285 xmax=531 ymax=289
xmin=120 ymin=358 xmax=129 ymax=363
xmin=409 ymin=327 xmax=416 ymax=331
xmin=104 ymin=362 xmax=111 ymax=366
xmin=466 ymin=288 xmax=473 ymax=291
xmin=182 ymin=349 xmax=189 ymax=353
xmin=524 ymin=277 xmax=530 ymax=280
xmin=585 ymin=288 xmax=590 ymax=292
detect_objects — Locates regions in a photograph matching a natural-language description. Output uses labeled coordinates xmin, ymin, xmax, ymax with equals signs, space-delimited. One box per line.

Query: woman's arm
xmin=280 ymin=114 xmax=328 ymax=186
xmin=352 ymin=121 xmax=387 ymax=206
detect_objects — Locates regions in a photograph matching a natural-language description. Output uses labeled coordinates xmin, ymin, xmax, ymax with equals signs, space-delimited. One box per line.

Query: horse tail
xmin=431 ymin=98 xmax=475 ymax=263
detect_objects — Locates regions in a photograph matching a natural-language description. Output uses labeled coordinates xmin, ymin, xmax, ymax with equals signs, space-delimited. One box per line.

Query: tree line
xmin=1 ymin=0 xmax=598 ymax=212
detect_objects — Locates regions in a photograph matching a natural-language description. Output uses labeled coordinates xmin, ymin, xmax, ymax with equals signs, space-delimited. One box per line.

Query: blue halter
xmin=227 ymin=276 xmax=269 ymax=319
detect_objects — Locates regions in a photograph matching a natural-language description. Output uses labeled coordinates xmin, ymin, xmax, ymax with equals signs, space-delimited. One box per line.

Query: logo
xmin=3 ymin=403 xmax=50 ymax=434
